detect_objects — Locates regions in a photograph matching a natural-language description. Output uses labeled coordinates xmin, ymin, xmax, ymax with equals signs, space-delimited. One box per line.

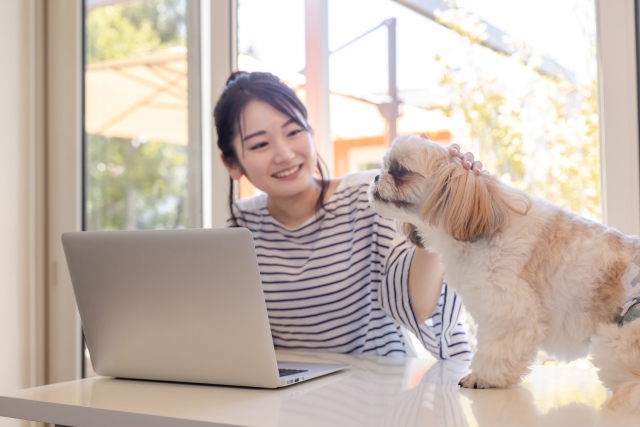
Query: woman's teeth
xmin=273 ymin=165 xmax=300 ymax=178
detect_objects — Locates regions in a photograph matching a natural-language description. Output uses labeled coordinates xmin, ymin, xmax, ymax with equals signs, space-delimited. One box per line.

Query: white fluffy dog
xmin=368 ymin=135 xmax=640 ymax=411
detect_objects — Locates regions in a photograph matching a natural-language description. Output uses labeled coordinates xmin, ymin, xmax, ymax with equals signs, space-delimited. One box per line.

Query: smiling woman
xmin=215 ymin=72 xmax=330 ymax=229
xmin=213 ymin=71 xmax=476 ymax=359
xmin=224 ymin=99 xmax=325 ymax=229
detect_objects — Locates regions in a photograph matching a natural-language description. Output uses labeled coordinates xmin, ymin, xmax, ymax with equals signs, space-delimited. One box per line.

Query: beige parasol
xmin=85 ymin=46 xmax=188 ymax=145
xmin=85 ymin=48 xmax=452 ymax=145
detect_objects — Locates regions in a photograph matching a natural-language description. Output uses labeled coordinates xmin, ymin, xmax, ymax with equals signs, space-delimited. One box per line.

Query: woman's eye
xmin=288 ymin=129 xmax=303 ymax=137
xmin=250 ymin=142 xmax=268 ymax=150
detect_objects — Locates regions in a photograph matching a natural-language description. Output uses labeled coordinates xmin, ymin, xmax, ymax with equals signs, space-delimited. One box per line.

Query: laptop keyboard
xmin=279 ymin=368 xmax=308 ymax=377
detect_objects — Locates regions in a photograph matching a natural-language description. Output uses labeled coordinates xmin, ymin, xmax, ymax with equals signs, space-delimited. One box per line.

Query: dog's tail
xmin=591 ymin=321 xmax=640 ymax=412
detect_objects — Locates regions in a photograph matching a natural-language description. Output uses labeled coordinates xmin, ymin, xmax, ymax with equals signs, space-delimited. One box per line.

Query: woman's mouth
xmin=272 ymin=164 xmax=302 ymax=179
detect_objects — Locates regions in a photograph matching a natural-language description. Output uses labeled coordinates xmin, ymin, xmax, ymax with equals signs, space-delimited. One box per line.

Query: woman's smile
xmin=223 ymin=99 xmax=318 ymax=199
xmin=272 ymin=164 xmax=302 ymax=180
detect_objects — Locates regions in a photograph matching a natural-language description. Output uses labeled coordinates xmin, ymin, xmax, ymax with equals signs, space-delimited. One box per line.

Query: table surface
xmin=1 ymin=350 xmax=639 ymax=427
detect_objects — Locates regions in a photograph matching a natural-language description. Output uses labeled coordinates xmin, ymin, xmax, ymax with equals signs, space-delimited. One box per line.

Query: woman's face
xmin=223 ymin=99 xmax=318 ymax=198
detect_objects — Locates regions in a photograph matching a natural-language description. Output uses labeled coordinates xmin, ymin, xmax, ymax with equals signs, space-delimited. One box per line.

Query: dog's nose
xmin=374 ymin=174 xmax=380 ymax=183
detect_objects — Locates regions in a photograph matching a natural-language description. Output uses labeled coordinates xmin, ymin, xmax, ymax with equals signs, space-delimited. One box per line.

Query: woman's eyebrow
xmin=242 ymin=130 xmax=266 ymax=142
xmin=281 ymin=118 xmax=296 ymax=127
xmin=242 ymin=119 xmax=296 ymax=143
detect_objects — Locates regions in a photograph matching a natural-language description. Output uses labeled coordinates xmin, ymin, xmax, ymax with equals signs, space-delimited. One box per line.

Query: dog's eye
xmin=387 ymin=161 xmax=412 ymax=179
xmin=391 ymin=165 xmax=409 ymax=176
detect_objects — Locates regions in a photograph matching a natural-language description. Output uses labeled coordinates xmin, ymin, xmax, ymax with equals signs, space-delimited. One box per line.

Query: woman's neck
xmin=266 ymin=178 xmax=339 ymax=229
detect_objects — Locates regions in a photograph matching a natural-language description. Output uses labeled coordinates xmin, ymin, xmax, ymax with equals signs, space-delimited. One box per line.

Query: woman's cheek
xmin=300 ymin=137 xmax=316 ymax=165
xmin=243 ymin=155 xmax=270 ymax=183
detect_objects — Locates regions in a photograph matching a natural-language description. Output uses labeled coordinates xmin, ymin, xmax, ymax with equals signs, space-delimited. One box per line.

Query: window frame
xmin=596 ymin=0 xmax=640 ymax=235
xmin=46 ymin=0 xmax=234 ymax=381
xmin=44 ymin=0 xmax=639 ymax=381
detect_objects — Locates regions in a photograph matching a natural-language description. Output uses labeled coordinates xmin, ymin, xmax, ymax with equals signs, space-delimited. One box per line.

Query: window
xmin=83 ymin=0 xmax=201 ymax=376
xmin=236 ymin=0 xmax=600 ymax=222
xmin=46 ymin=0 xmax=631 ymax=381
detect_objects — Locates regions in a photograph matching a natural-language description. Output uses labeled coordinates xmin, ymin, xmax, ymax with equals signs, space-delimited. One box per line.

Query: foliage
xmin=435 ymin=7 xmax=490 ymax=46
xmin=531 ymin=78 xmax=601 ymax=220
xmin=86 ymin=135 xmax=188 ymax=230
xmin=86 ymin=0 xmax=185 ymax=63
xmin=85 ymin=0 xmax=190 ymax=231
xmin=437 ymin=60 xmax=526 ymax=186
xmin=433 ymin=7 xmax=601 ymax=221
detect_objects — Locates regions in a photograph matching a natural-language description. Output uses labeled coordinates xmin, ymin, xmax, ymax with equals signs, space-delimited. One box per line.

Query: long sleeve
xmin=378 ymin=233 xmax=472 ymax=361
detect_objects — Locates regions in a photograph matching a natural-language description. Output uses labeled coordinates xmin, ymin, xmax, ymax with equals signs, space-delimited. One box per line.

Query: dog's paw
xmin=458 ymin=373 xmax=496 ymax=389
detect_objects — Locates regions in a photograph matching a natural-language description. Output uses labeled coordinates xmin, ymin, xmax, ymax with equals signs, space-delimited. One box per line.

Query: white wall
xmin=0 ymin=1 xmax=44 ymax=426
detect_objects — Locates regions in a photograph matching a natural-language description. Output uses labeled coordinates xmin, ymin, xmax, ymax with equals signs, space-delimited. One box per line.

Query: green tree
xmin=529 ymin=77 xmax=600 ymax=220
xmin=86 ymin=135 xmax=188 ymax=230
xmin=437 ymin=60 xmax=526 ymax=187
xmin=433 ymin=5 xmax=601 ymax=221
xmin=86 ymin=0 xmax=185 ymax=63
xmin=85 ymin=0 xmax=190 ymax=231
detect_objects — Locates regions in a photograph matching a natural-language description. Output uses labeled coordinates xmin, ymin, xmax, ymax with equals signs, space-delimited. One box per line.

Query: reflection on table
xmin=274 ymin=350 xmax=639 ymax=427
xmin=2 ymin=350 xmax=639 ymax=427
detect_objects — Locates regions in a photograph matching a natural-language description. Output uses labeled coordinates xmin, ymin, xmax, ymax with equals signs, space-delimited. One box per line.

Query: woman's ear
xmin=220 ymin=152 xmax=244 ymax=181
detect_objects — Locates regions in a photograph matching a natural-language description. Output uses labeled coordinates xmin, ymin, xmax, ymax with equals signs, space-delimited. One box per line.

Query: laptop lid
xmin=62 ymin=228 xmax=281 ymax=388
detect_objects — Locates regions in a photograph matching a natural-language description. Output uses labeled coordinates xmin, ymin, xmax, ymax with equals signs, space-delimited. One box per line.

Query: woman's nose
xmin=273 ymin=138 xmax=295 ymax=163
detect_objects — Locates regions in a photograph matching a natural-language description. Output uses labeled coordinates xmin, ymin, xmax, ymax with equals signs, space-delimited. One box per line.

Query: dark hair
xmin=214 ymin=71 xmax=329 ymax=226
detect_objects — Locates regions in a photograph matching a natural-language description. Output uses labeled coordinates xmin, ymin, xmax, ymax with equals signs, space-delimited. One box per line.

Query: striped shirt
xmin=226 ymin=170 xmax=471 ymax=360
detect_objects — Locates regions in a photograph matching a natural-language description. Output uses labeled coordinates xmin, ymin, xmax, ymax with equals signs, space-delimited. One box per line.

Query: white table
xmin=0 ymin=350 xmax=639 ymax=427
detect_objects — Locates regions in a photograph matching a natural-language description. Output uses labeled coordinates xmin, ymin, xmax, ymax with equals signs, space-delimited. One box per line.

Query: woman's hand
xmin=420 ymin=134 xmax=486 ymax=176
xmin=447 ymin=143 xmax=486 ymax=176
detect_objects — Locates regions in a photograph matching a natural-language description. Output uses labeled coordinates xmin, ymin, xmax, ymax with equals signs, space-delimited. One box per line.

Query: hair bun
xmin=225 ymin=71 xmax=249 ymax=86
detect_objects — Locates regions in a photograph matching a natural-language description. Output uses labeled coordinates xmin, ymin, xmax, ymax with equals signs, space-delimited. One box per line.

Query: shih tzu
xmin=368 ymin=135 xmax=640 ymax=411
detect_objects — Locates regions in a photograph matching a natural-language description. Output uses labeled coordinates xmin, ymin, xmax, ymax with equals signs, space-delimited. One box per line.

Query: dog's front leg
xmin=459 ymin=331 xmax=538 ymax=388
xmin=458 ymin=281 xmax=543 ymax=388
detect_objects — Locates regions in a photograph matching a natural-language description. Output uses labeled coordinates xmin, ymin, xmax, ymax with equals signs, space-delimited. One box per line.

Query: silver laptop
xmin=61 ymin=228 xmax=349 ymax=388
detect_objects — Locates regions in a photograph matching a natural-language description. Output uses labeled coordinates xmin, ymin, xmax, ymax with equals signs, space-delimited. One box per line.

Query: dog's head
xmin=368 ymin=135 xmax=531 ymax=242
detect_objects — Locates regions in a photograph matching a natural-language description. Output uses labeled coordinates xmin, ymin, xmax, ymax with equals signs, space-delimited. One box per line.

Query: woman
xmin=215 ymin=71 xmax=483 ymax=359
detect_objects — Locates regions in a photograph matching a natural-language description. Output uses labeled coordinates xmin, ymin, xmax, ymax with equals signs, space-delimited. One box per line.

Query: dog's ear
xmin=420 ymin=163 xmax=531 ymax=242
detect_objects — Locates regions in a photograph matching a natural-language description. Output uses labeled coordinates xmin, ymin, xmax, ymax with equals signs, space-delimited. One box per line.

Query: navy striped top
xmin=227 ymin=170 xmax=471 ymax=360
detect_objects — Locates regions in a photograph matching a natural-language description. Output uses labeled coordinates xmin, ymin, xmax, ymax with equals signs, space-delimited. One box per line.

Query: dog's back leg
xmin=591 ymin=320 xmax=640 ymax=412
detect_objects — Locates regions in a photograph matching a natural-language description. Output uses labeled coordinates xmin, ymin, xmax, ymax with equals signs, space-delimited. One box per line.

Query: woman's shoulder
xmin=332 ymin=169 xmax=380 ymax=196
xmin=333 ymin=169 xmax=400 ymax=229
xmin=228 ymin=193 xmax=268 ymax=224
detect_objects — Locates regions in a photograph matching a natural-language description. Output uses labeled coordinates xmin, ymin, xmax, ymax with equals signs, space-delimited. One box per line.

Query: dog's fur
xmin=368 ymin=135 xmax=640 ymax=411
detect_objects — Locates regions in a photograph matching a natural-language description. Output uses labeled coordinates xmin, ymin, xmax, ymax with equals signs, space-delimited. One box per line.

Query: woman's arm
xmin=378 ymin=232 xmax=470 ymax=361
xmin=408 ymin=248 xmax=445 ymax=324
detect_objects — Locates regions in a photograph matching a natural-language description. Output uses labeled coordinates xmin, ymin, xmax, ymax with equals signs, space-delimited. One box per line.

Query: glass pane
xmin=83 ymin=0 xmax=196 ymax=377
xmin=236 ymin=0 xmax=306 ymax=199
xmin=329 ymin=0 xmax=599 ymax=219
xmin=237 ymin=0 xmax=600 ymax=222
